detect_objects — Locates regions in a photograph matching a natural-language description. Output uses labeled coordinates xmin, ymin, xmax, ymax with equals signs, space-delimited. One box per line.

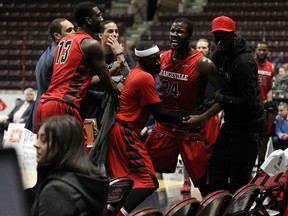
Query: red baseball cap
xmin=211 ymin=15 xmax=236 ymax=32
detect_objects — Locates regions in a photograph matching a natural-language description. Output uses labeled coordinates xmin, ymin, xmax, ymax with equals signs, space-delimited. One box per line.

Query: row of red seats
xmin=115 ymin=170 xmax=286 ymax=215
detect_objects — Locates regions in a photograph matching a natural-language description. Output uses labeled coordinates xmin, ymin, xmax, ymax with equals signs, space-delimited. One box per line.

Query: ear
xmin=98 ymin=33 xmax=103 ymax=39
xmin=53 ymin=32 xmax=61 ymax=42
xmin=85 ymin=17 xmax=92 ymax=25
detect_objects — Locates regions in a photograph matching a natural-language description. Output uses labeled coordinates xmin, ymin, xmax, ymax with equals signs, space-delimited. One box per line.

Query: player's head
xmin=74 ymin=1 xmax=103 ymax=33
xmin=135 ymin=41 xmax=161 ymax=75
xmin=255 ymin=41 xmax=269 ymax=61
xmin=211 ymin=15 xmax=236 ymax=54
xmin=196 ymin=38 xmax=210 ymax=57
xmin=98 ymin=20 xmax=119 ymax=47
xmin=100 ymin=20 xmax=118 ymax=36
xmin=48 ymin=18 xmax=75 ymax=43
xmin=169 ymin=18 xmax=193 ymax=50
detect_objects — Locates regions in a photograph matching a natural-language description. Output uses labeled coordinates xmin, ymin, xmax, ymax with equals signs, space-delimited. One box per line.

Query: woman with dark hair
xmin=30 ymin=115 xmax=109 ymax=216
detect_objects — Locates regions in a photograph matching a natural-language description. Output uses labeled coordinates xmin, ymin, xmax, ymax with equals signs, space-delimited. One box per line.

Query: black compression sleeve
xmin=146 ymin=102 xmax=183 ymax=123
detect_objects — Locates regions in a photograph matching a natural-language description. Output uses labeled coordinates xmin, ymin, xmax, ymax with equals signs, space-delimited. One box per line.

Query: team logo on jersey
xmin=161 ymin=70 xmax=188 ymax=81
xmin=182 ymin=64 xmax=189 ymax=68
xmin=258 ymin=70 xmax=272 ymax=76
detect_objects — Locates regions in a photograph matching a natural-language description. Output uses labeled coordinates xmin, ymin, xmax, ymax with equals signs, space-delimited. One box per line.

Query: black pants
xmin=272 ymin=136 xmax=288 ymax=150
xmin=209 ymin=124 xmax=261 ymax=193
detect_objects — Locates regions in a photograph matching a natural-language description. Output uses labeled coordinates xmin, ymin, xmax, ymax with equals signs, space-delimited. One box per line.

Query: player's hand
xmin=191 ymin=105 xmax=206 ymax=115
xmin=182 ymin=115 xmax=205 ymax=128
xmin=107 ymin=36 xmax=122 ymax=54
xmin=111 ymin=61 xmax=126 ymax=75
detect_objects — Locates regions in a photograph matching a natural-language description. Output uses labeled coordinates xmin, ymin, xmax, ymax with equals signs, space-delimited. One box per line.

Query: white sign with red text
xmin=3 ymin=123 xmax=37 ymax=188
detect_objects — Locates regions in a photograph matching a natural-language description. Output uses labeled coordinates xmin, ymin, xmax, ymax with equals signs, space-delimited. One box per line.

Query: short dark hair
xmin=135 ymin=41 xmax=154 ymax=51
xmin=100 ymin=20 xmax=116 ymax=33
xmin=256 ymin=41 xmax=268 ymax=47
xmin=48 ymin=18 xmax=67 ymax=42
xmin=74 ymin=1 xmax=97 ymax=27
xmin=173 ymin=18 xmax=193 ymax=36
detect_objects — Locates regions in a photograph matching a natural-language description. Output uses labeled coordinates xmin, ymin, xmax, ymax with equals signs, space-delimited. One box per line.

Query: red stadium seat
xmin=129 ymin=207 xmax=163 ymax=216
xmin=106 ymin=176 xmax=134 ymax=216
xmin=164 ymin=197 xmax=200 ymax=216
xmin=195 ymin=190 xmax=232 ymax=216
xmin=249 ymin=170 xmax=286 ymax=215
xmin=223 ymin=184 xmax=260 ymax=216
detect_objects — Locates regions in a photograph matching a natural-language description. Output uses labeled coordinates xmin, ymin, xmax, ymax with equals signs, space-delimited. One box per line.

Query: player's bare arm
xmin=81 ymin=38 xmax=120 ymax=95
xmin=197 ymin=57 xmax=228 ymax=90
xmin=183 ymin=57 xmax=225 ymax=127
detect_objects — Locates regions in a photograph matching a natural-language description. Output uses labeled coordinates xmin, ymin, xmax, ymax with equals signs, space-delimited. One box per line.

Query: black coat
xmin=211 ymin=36 xmax=266 ymax=132
xmin=30 ymin=166 xmax=109 ymax=216
xmin=8 ymin=100 xmax=35 ymax=124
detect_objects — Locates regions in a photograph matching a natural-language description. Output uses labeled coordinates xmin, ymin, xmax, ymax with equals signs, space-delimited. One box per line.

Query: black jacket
xmin=211 ymin=36 xmax=265 ymax=132
xmin=8 ymin=100 xmax=35 ymax=123
xmin=30 ymin=166 xmax=109 ymax=216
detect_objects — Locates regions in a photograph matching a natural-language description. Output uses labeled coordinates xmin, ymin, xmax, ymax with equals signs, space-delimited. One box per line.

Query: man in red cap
xmin=208 ymin=15 xmax=266 ymax=193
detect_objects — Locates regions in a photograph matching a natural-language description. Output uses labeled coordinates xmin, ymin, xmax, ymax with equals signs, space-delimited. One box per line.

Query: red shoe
xmin=181 ymin=178 xmax=191 ymax=193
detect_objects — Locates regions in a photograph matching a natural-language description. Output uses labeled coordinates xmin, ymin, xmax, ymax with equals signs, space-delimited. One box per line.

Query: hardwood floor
xmin=135 ymin=170 xmax=202 ymax=213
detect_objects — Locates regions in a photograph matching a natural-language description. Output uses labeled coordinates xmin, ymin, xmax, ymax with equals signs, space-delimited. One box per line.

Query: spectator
xmin=272 ymin=66 xmax=288 ymax=99
xmin=91 ymin=41 xmax=190 ymax=215
xmin=196 ymin=38 xmax=211 ymax=57
xmin=0 ymin=88 xmax=35 ymax=144
xmin=0 ymin=88 xmax=35 ymax=124
xmin=254 ymin=41 xmax=275 ymax=168
xmin=25 ymin=18 xmax=75 ymax=133
xmin=208 ymin=15 xmax=265 ymax=193
xmin=35 ymin=2 xmax=120 ymax=133
xmin=145 ymin=18 xmax=224 ymax=197
xmin=30 ymin=115 xmax=109 ymax=216
xmin=272 ymin=102 xmax=288 ymax=150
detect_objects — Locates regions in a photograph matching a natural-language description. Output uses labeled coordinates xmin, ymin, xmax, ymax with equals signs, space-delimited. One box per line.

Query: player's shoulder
xmin=197 ymin=56 xmax=215 ymax=68
xmin=80 ymin=38 xmax=101 ymax=54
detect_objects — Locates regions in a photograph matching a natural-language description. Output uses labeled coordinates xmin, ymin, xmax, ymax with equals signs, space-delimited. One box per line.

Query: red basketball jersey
xmin=159 ymin=49 xmax=205 ymax=130
xmin=255 ymin=59 xmax=274 ymax=102
xmin=116 ymin=66 xmax=161 ymax=134
xmin=41 ymin=32 xmax=96 ymax=109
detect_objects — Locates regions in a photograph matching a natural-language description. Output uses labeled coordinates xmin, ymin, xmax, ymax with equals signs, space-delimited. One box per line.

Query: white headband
xmin=135 ymin=45 xmax=159 ymax=57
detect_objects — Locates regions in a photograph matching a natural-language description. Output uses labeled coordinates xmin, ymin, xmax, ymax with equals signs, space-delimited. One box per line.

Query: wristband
xmin=115 ymin=52 xmax=124 ymax=57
